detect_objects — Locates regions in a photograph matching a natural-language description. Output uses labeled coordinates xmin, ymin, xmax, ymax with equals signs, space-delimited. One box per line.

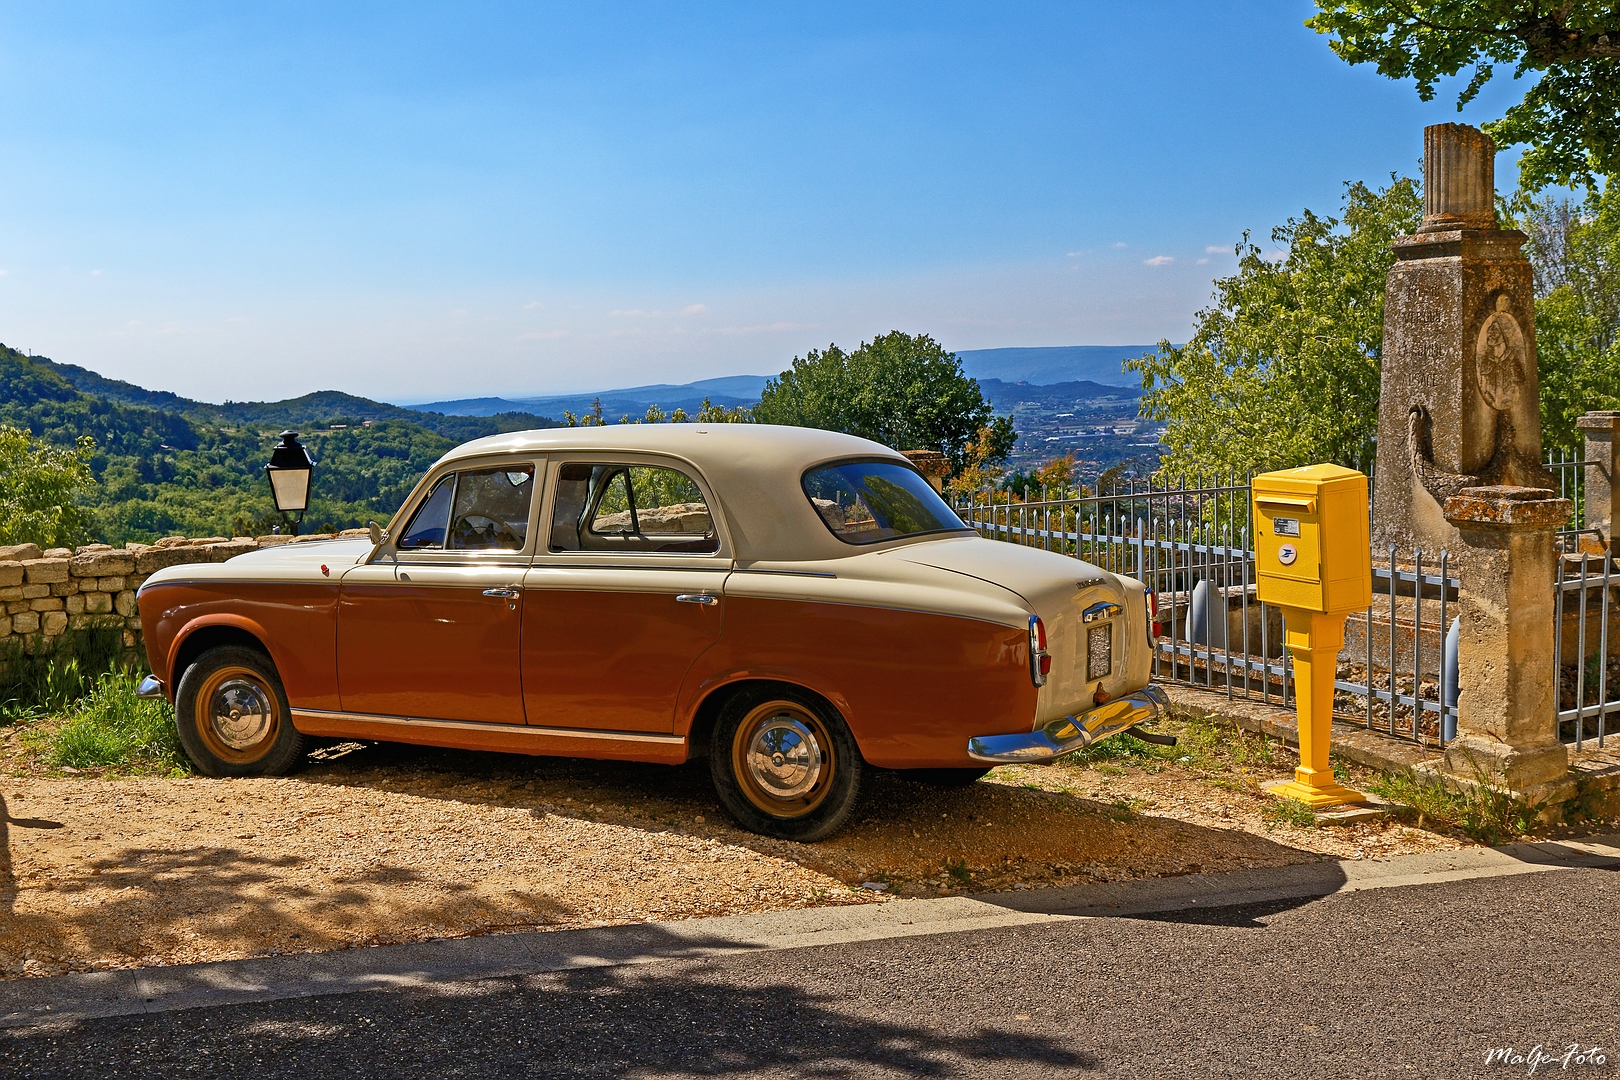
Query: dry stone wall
xmin=0 ymin=531 xmax=368 ymax=660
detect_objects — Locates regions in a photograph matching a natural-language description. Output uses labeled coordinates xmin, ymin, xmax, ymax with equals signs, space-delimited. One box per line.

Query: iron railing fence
xmin=1546 ymin=450 xmax=1593 ymax=551
xmin=1555 ymin=551 xmax=1616 ymax=750
xmin=955 ymin=480 xmax=1460 ymax=747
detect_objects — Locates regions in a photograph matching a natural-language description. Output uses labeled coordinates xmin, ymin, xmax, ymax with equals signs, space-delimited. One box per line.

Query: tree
xmin=1515 ymin=183 xmax=1620 ymax=449
xmin=755 ymin=332 xmax=1008 ymax=470
xmin=944 ymin=416 xmax=1020 ymax=498
xmin=1307 ymin=2 xmax=1620 ymax=192
xmin=0 ymin=426 xmax=96 ymax=548
xmin=1129 ymin=177 xmax=1423 ymax=478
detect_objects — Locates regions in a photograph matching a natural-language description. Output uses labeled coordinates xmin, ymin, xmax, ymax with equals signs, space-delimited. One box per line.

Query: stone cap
xmin=1577 ymin=411 xmax=1620 ymax=433
xmin=1443 ymin=486 xmax=1572 ymax=529
xmin=1420 ymin=123 xmax=1495 ymax=233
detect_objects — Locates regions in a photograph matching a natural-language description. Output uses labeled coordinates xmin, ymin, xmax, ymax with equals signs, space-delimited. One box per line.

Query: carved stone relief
xmin=1475 ymin=294 xmax=1526 ymax=412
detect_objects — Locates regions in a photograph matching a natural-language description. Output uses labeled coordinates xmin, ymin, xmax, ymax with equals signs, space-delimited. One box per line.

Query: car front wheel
xmin=710 ymin=686 xmax=865 ymax=842
xmin=174 ymin=645 xmax=308 ymax=777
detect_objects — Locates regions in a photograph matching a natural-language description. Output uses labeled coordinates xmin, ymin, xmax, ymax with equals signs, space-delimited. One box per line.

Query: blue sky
xmin=0 ymin=2 xmax=1529 ymax=402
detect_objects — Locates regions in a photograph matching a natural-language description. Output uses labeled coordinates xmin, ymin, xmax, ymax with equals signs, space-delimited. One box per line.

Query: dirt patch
xmin=0 ymin=715 xmax=1471 ymax=980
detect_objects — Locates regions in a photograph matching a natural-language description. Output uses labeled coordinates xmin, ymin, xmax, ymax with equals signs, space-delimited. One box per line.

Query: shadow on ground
xmin=291 ymin=739 xmax=1326 ymax=891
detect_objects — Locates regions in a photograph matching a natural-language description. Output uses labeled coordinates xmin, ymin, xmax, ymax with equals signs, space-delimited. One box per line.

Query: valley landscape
xmin=0 ymin=342 xmax=1157 ymax=545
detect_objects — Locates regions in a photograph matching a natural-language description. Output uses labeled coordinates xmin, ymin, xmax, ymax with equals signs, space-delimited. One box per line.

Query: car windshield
xmin=802 ymin=460 xmax=969 ymax=545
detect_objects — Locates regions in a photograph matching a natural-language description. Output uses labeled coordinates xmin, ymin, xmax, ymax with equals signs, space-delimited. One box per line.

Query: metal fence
xmin=1556 ymin=551 xmax=1616 ymax=750
xmin=955 ymin=477 xmax=1460 ymax=747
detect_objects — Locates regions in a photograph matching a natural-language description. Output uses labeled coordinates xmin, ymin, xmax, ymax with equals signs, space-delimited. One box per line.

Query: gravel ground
xmin=0 ymin=719 xmax=1467 ymax=980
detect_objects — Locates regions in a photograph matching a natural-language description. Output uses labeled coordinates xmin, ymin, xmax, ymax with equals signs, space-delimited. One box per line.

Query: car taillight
xmin=1028 ymin=615 xmax=1051 ymax=687
xmin=1146 ymin=587 xmax=1161 ymax=642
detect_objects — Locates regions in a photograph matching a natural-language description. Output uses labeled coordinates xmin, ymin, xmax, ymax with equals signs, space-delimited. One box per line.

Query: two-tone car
xmin=137 ymin=424 xmax=1165 ymax=840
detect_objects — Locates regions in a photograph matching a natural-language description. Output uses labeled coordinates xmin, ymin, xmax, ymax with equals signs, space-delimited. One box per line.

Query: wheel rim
xmin=732 ymin=700 xmax=835 ymax=818
xmin=193 ymin=665 xmax=280 ymax=764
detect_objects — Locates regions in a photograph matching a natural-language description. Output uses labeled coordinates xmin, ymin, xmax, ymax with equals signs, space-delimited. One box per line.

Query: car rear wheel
xmin=710 ymin=686 xmax=865 ymax=842
xmin=174 ymin=645 xmax=308 ymax=777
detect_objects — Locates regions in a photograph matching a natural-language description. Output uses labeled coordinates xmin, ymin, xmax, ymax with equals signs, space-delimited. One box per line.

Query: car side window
xmin=550 ymin=463 xmax=717 ymax=554
xmin=397 ymin=475 xmax=455 ymax=550
xmin=448 ymin=466 xmax=535 ymax=551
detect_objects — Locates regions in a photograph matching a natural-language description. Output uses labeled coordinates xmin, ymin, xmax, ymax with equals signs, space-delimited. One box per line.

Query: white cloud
xmin=91 ymin=269 xmax=102 ymax=277
xmin=1195 ymin=257 xmax=1209 ymax=265
xmin=682 ymin=303 xmax=707 ymax=315
xmin=517 ymin=330 xmax=568 ymax=341
xmin=1065 ymin=251 xmax=1083 ymax=258
xmin=1112 ymin=241 xmax=1128 ymax=249
xmin=1204 ymin=245 xmax=1226 ymax=254
xmin=523 ymin=300 xmax=541 ymax=310
xmin=1143 ymin=255 xmax=1174 ymax=267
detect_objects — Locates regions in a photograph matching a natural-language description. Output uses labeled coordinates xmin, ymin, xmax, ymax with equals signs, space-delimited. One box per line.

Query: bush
xmin=44 ymin=669 xmax=187 ymax=775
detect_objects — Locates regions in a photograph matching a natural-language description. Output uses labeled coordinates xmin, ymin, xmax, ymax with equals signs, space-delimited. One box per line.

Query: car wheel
xmin=710 ymin=686 xmax=865 ymax=842
xmin=174 ymin=645 xmax=307 ymax=778
xmin=905 ymin=767 xmax=992 ymax=788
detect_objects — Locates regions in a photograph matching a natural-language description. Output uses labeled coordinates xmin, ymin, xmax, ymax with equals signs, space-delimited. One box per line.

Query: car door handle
xmin=675 ymin=594 xmax=718 ymax=606
xmin=482 ymin=587 xmax=520 ymax=598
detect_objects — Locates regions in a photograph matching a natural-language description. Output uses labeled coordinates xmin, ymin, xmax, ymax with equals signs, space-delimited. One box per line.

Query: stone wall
xmin=0 ymin=532 xmax=367 ymax=661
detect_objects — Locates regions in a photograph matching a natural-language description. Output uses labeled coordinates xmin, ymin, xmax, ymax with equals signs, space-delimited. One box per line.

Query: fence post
xmin=1578 ymin=411 xmax=1620 ymax=549
xmin=1440 ymin=486 xmax=1571 ymax=800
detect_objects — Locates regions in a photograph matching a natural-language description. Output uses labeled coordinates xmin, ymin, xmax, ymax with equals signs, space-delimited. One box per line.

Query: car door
xmin=337 ymin=460 xmax=539 ymax=723
xmin=521 ymin=458 xmax=729 ymax=733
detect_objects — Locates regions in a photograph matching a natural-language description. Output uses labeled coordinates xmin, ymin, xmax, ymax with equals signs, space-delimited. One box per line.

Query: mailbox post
xmin=1252 ymin=464 xmax=1372 ymax=807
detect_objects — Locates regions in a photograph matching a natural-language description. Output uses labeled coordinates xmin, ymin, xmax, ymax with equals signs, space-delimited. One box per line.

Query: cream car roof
xmin=439 ymin=423 xmax=950 ymax=564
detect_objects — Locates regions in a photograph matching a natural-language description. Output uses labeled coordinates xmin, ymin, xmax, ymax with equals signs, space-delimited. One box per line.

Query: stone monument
xmin=1372 ymin=123 xmax=1553 ymax=552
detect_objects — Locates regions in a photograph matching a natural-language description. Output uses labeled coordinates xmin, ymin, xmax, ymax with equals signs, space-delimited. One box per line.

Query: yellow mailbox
xmin=1253 ymin=464 xmax=1371 ymax=808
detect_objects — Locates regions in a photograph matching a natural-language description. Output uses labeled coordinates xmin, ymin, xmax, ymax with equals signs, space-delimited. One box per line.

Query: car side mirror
xmin=368 ymin=521 xmax=388 ymax=547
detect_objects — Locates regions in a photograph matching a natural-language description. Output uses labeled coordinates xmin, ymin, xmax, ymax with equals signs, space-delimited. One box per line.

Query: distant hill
xmin=411 ymin=374 xmax=770 ymax=420
xmin=978 ymin=378 xmax=1140 ymax=411
xmin=0 ymin=346 xmax=566 ymax=544
xmin=35 ymin=356 xmax=564 ymax=442
xmin=955 ymin=346 xmax=1151 ymax=387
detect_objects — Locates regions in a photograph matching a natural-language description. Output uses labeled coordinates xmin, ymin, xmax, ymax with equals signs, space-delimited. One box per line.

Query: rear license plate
xmin=1087 ymin=625 xmax=1112 ymax=681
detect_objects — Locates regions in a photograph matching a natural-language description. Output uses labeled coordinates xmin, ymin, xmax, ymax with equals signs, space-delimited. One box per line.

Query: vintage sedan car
xmin=136 ymin=425 xmax=1165 ymax=840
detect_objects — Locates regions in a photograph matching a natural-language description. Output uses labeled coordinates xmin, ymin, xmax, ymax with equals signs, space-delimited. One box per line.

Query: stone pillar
xmin=901 ymin=450 xmax=951 ymax=493
xmin=1441 ymin=486 xmax=1570 ymax=798
xmin=1373 ymin=123 xmax=1551 ymax=553
xmin=1578 ymin=411 xmax=1620 ymax=547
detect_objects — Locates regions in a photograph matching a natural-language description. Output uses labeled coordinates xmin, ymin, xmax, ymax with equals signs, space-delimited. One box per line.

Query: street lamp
xmin=263 ymin=430 xmax=315 ymax=535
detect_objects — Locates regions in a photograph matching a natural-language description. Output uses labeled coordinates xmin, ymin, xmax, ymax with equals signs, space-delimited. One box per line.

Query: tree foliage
xmin=1128 ymin=177 xmax=1423 ymax=478
xmin=755 ymin=331 xmax=1008 ymax=470
xmin=0 ymin=425 xmax=97 ymax=549
xmin=1308 ymin=2 xmax=1620 ymax=192
xmin=1517 ymin=182 xmax=1620 ymax=448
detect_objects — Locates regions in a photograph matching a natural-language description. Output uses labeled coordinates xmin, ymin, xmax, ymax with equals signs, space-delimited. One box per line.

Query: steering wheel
xmin=451 ymin=514 xmax=521 ymax=550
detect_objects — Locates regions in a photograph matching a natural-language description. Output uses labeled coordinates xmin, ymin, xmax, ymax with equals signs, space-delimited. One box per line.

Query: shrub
xmin=0 ymin=628 xmax=127 ymax=719
xmin=1369 ymin=769 xmax=1542 ymax=845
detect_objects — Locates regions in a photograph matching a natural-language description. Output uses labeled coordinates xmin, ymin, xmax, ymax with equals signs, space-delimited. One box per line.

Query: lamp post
xmin=263 ymin=430 xmax=315 ymax=535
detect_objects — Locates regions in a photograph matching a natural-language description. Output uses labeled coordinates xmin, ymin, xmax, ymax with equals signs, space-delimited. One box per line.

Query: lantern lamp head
xmin=264 ymin=430 xmax=315 ymax=521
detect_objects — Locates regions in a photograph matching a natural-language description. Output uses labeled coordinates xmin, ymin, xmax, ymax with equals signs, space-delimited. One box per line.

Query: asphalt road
xmin=4 ymin=868 xmax=1616 ymax=1079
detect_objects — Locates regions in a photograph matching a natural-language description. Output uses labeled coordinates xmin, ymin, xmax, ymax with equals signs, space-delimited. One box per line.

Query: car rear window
xmin=802 ymin=460 xmax=969 ymax=545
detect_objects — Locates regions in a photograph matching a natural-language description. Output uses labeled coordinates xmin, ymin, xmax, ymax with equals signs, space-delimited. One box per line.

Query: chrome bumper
xmin=966 ymin=685 xmax=1169 ymax=764
xmin=136 ymin=675 xmax=165 ymax=700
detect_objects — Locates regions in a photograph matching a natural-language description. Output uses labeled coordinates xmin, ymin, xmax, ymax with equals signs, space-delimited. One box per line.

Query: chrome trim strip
xmin=966 ymin=685 xmax=1168 ymax=764
xmin=728 ymin=568 xmax=838 ymax=579
xmin=290 ymin=708 xmax=687 ymax=745
xmin=136 ymin=675 xmax=165 ymax=699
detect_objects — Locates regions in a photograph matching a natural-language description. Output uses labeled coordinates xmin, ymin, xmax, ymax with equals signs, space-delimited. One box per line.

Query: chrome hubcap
xmin=744 ymin=714 xmax=822 ymax=800
xmin=209 ymin=678 xmax=275 ymax=750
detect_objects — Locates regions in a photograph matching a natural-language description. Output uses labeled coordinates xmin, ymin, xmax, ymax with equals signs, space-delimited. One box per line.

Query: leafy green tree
xmin=1516 ymin=183 xmax=1620 ymax=449
xmin=0 ymin=426 xmax=96 ymax=548
xmin=755 ymin=331 xmax=1007 ymax=469
xmin=1308 ymin=2 xmax=1620 ymax=192
xmin=1129 ymin=177 xmax=1423 ymax=477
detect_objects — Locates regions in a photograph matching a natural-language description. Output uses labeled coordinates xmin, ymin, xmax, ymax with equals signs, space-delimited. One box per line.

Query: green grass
xmin=0 ymin=627 xmax=127 ymax=721
xmin=1263 ymin=797 xmax=1317 ymax=830
xmin=37 ymin=668 xmax=189 ymax=776
xmin=1368 ymin=769 xmax=1542 ymax=845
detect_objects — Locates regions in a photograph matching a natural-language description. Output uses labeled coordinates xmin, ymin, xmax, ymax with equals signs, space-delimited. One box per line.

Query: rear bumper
xmin=966 ymin=685 xmax=1169 ymax=764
